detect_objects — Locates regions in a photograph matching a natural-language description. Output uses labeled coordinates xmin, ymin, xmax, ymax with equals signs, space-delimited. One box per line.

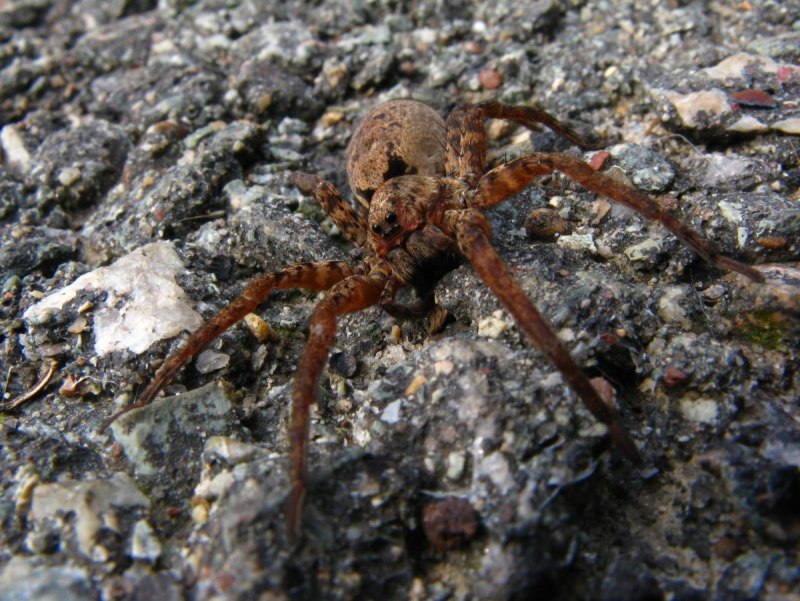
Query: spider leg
xmin=445 ymin=102 xmax=589 ymax=182
xmin=469 ymin=155 xmax=553 ymax=209
xmin=288 ymin=267 xmax=388 ymax=535
xmin=293 ymin=172 xmax=368 ymax=247
xmin=476 ymin=101 xmax=590 ymax=150
xmin=470 ymin=153 xmax=764 ymax=282
xmin=444 ymin=208 xmax=643 ymax=463
xmin=101 ymin=260 xmax=359 ymax=429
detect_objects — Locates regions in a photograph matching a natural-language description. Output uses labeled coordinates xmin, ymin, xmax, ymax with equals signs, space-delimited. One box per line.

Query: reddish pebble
xmin=730 ymin=89 xmax=777 ymax=108
xmin=589 ymin=151 xmax=611 ymax=171
xmin=599 ymin=332 xmax=619 ymax=346
xmin=663 ymin=365 xmax=689 ymax=388
xmin=214 ymin=572 xmax=236 ymax=591
xmin=776 ymin=67 xmax=799 ymax=84
xmin=423 ymin=497 xmax=479 ymax=551
xmin=479 ymin=69 xmax=502 ymax=90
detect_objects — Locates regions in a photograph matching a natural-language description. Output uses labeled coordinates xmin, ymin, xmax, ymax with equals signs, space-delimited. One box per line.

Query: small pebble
xmin=479 ymin=68 xmax=502 ymax=89
xmin=478 ymin=311 xmax=510 ymax=338
xmin=57 ymin=167 xmax=82 ymax=186
xmin=405 ymin=373 xmax=426 ymax=395
xmin=195 ymin=350 xmax=230 ymax=374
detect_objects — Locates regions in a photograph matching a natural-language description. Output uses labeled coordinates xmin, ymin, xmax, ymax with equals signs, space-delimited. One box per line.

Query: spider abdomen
xmin=346 ymin=100 xmax=446 ymax=209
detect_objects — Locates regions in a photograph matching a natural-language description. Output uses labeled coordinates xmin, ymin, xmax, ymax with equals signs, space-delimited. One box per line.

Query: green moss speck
xmin=742 ymin=311 xmax=791 ymax=350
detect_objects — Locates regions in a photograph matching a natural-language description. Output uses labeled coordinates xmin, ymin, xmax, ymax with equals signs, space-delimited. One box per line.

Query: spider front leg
xmin=288 ymin=267 xmax=388 ymax=535
xmin=102 ymin=260 xmax=359 ymax=428
xmin=443 ymin=208 xmax=643 ymax=463
xmin=468 ymin=153 xmax=764 ymax=282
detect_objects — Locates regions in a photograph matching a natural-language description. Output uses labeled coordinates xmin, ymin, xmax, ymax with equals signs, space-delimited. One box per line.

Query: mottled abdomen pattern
xmin=346 ymin=100 xmax=446 ymax=209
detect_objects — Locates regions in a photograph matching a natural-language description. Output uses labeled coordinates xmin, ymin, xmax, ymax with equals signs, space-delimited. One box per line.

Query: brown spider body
xmin=104 ymin=99 xmax=764 ymax=536
xmin=347 ymin=100 xmax=447 ymax=209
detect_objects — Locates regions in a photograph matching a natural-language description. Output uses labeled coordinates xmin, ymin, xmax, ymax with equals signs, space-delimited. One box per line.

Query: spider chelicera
xmin=104 ymin=99 xmax=763 ymax=534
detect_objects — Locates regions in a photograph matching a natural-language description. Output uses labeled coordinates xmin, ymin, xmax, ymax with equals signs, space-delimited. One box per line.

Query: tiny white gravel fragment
xmin=478 ymin=312 xmax=510 ymax=338
xmin=446 ymin=451 xmax=466 ymax=481
xmin=1 ymin=125 xmax=32 ymax=171
xmin=131 ymin=519 xmax=162 ymax=563
xmin=381 ymin=399 xmax=403 ymax=424
xmin=195 ymin=349 xmax=230 ymax=374
xmin=556 ymin=233 xmax=597 ymax=254
xmin=680 ymin=397 xmax=720 ymax=424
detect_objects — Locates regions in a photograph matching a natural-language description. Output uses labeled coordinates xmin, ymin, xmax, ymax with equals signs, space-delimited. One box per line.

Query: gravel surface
xmin=1 ymin=1 xmax=798 ymax=600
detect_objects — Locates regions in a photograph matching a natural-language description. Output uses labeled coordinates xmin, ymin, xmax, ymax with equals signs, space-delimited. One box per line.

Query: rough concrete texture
xmin=0 ymin=1 xmax=798 ymax=599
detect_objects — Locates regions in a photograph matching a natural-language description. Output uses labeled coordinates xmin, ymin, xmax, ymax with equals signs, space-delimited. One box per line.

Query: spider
xmin=104 ymin=99 xmax=764 ymax=535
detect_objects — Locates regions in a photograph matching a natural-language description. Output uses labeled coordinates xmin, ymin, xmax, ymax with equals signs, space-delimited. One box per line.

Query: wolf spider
xmin=105 ymin=99 xmax=763 ymax=534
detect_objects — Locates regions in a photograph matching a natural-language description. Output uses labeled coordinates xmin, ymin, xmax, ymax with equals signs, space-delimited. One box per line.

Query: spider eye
xmin=371 ymin=223 xmax=383 ymax=235
xmin=386 ymin=211 xmax=397 ymax=225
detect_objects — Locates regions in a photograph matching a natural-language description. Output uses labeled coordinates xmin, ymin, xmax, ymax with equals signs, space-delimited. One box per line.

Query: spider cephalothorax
xmin=105 ymin=99 xmax=763 ymax=535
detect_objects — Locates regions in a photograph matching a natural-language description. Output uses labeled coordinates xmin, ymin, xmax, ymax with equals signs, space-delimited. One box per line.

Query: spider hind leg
xmin=288 ymin=268 xmax=388 ymax=534
xmin=102 ymin=260 xmax=358 ymax=429
xmin=445 ymin=208 xmax=644 ymax=463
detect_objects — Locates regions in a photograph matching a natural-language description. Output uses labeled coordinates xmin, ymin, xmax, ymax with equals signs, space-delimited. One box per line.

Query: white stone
xmin=479 ymin=451 xmax=513 ymax=494
xmin=381 ymin=399 xmax=403 ymax=425
xmin=28 ymin=472 xmax=150 ymax=561
xmin=204 ymin=436 xmax=261 ymax=464
xmin=131 ymin=519 xmax=162 ymax=562
xmin=24 ymin=242 xmax=203 ymax=356
xmin=446 ymin=451 xmax=466 ymax=481
xmin=727 ymin=116 xmax=768 ymax=133
xmin=718 ymin=200 xmax=748 ymax=247
xmin=718 ymin=200 xmax=743 ymax=224
xmin=57 ymin=166 xmax=82 ymax=186
xmin=556 ymin=233 xmax=597 ymax=254
xmin=478 ymin=312 xmax=510 ymax=338
xmin=194 ymin=469 xmax=236 ymax=499
xmin=703 ymin=52 xmax=781 ymax=79
xmin=659 ymin=89 xmax=732 ymax=127
xmin=703 ymin=155 xmax=755 ymax=186
xmin=771 ymin=118 xmax=800 ymax=135
xmin=1 ymin=125 xmax=31 ymax=171
xmin=624 ymin=237 xmax=664 ymax=264
xmin=679 ymin=397 xmax=719 ymax=424
xmin=195 ymin=349 xmax=230 ymax=374
xmin=657 ymin=286 xmax=692 ymax=329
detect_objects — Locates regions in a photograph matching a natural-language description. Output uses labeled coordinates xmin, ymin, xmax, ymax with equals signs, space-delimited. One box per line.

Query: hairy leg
xmin=477 ymin=101 xmax=589 ymax=150
xmin=293 ymin=172 xmax=368 ymax=247
xmin=288 ymin=268 xmax=388 ymax=535
xmin=470 ymin=153 xmax=764 ymax=282
xmin=102 ymin=260 xmax=359 ymax=428
xmin=444 ymin=208 xmax=643 ymax=463
xmin=444 ymin=102 xmax=589 ymax=183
